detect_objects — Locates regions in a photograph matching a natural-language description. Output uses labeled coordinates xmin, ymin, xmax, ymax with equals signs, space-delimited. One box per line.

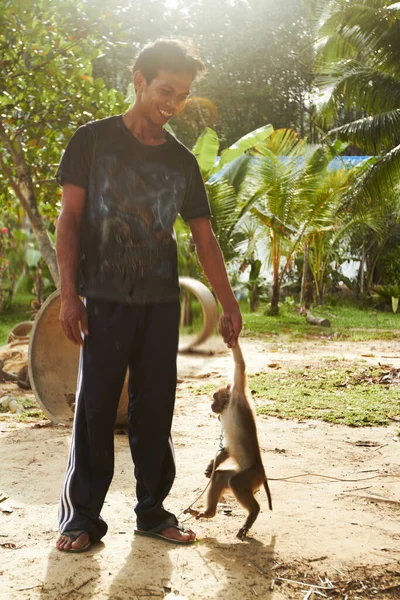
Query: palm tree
xmin=248 ymin=129 xmax=356 ymax=314
xmin=314 ymin=0 xmax=400 ymax=199
xmin=187 ymin=124 xmax=274 ymax=265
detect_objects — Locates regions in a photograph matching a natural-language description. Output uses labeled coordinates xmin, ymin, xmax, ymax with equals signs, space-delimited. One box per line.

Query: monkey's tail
xmin=263 ymin=480 xmax=273 ymax=511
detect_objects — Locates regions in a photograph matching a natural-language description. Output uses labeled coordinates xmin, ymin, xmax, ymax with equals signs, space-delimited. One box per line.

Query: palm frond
xmin=317 ymin=63 xmax=400 ymax=125
xmin=328 ymin=109 xmax=400 ymax=153
xmin=316 ymin=0 xmax=400 ymax=70
xmin=352 ymin=142 xmax=400 ymax=201
xmin=251 ymin=207 xmax=298 ymax=236
xmin=222 ymin=154 xmax=253 ymax=194
xmin=205 ymin=179 xmax=240 ymax=260
xmin=258 ymin=128 xmax=305 ymax=159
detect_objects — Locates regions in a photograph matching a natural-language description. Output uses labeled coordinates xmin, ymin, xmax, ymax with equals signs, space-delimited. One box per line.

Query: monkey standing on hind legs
xmin=187 ymin=341 xmax=273 ymax=540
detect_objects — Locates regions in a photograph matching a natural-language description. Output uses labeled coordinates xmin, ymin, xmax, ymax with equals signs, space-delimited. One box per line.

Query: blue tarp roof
xmin=327 ymin=156 xmax=372 ymax=171
xmin=210 ymin=155 xmax=373 ymax=183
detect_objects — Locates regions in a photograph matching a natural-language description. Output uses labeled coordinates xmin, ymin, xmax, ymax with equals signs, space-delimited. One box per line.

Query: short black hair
xmin=131 ymin=39 xmax=205 ymax=84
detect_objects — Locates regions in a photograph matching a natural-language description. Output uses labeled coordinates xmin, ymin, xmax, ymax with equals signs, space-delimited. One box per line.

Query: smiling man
xmin=55 ymin=39 xmax=242 ymax=552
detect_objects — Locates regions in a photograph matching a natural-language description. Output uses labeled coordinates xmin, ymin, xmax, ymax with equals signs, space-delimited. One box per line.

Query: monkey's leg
xmin=196 ymin=469 xmax=236 ymax=519
xmin=204 ymin=447 xmax=230 ymax=478
xmin=229 ymin=469 xmax=261 ymax=540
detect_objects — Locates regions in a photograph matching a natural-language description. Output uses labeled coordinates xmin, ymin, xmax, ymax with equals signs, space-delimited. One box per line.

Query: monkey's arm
xmin=205 ymin=447 xmax=230 ymax=478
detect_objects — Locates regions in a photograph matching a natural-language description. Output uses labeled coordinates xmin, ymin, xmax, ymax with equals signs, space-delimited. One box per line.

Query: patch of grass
xmin=241 ymin=302 xmax=400 ymax=341
xmin=252 ymin=363 xmax=400 ymax=426
xmin=0 ymin=395 xmax=45 ymax=422
xmin=0 ymin=293 xmax=34 ymax=346
xmin=192 ymin=363 xmax=400 ymax=426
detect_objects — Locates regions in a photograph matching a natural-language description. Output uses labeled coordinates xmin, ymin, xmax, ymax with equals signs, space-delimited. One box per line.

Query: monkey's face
xmin=211 ymin=385 xmax=231 ymax=414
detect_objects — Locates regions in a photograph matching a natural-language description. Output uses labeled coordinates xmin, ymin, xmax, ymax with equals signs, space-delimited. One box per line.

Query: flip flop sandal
xmin=58 ymin=530 xmax=92 ymax=553
xmin=134 ymin=522 xmax=195 ymax=545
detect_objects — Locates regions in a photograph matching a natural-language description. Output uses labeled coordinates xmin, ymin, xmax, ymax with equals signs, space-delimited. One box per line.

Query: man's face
xmin=135 ymin=69 xmax=192 ymax=126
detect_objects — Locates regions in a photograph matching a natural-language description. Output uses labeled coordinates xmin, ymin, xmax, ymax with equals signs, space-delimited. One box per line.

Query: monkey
xmin=187 ymin=342 xmax=272 ymax=540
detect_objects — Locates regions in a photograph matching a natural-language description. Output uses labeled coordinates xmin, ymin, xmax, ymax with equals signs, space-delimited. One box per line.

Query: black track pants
xmin=58 ymin=298 xmax=180 ymax=542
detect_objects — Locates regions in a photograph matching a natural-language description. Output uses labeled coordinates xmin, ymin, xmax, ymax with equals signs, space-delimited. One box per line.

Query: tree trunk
xmin=359 ymin=243 xmax=365 ymax=294
xmin=180 ymin=290 xmax=192 ymax=327
xmin=269 ymin=280 xmax=280 ymax=316
xmin=0 ymin=270 xmax=4 ymax=312
xmin=17 ymin=175 xmax=60 ymax=287
xmin=34 ymin=265 xmax=44 ymax=305
xmin=305 ymin=312 xmax=331 ymax=327
xmin=0 ymin=123 xmax=60 ymax=286
xmin=300 ymin=241 xmax=311 ymax=310
xmin=249 ymin=282 xmax=259 ymax=313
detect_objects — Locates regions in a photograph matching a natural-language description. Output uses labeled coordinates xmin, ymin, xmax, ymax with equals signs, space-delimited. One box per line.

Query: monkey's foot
xmin=195 ymin=510 xmax=215 ymax=520
xmin=184 ymin=508 xmax=200 ymax=517
xmin=236 ymin=527 xmax=249 ymax=541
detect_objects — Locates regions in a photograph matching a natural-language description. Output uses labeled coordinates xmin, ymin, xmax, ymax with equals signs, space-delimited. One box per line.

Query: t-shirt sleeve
xmin=180 ymin=155 xmax=212 ymax=222
xmin=55 ymin=124 xmax=94 ymax=189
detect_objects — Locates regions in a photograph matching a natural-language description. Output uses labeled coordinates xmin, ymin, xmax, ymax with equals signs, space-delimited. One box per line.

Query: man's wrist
xmin=60 ymin=287 xmax=79 ymax=300
xmin=221 ymin=298 xmax=240 ymax=313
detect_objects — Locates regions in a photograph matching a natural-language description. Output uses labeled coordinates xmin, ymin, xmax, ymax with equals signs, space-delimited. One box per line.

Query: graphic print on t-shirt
xmin=56 ymin=116 xmax=211 ymax=303
xmin=91 ymin=154 xmax=185 ymax=280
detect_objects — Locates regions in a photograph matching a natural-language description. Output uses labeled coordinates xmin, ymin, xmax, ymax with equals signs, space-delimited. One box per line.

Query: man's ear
xmin=133 ymin=70 xmax=146 ymax=93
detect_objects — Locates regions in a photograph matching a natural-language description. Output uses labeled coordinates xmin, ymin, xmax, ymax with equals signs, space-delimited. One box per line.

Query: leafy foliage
xmin=314 ymin=0 xmax=400 ymax=200
xmin=0 ymin=0 xmax=128 ymax=282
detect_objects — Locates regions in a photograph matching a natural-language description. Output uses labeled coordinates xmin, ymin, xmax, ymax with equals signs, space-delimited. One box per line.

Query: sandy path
xmin=0 ymin=337 xmax=399 ymax=599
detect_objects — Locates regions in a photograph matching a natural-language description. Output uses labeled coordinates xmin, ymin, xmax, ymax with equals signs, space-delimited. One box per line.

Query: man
xmin=55 ymin=39 xmax=242 ymax=552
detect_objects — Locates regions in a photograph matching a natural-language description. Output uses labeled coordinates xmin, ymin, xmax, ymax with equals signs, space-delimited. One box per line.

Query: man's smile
xmin=159 ymin=108 xmax=173 ymax=118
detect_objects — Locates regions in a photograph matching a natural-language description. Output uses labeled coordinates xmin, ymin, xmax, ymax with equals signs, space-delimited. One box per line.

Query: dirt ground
xmin=0 ymin=335 xmax=399 ymax=600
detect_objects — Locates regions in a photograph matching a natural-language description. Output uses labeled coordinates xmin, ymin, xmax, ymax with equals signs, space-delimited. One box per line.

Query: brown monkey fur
xmin=188 ymin=342 xmax=272 ymax=540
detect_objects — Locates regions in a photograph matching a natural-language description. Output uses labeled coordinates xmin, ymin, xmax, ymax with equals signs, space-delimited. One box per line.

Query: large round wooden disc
xmin=28 ymin=290 xmax=129 ymax=426
xmin=28 ymin=279 xmax=218 ymax=426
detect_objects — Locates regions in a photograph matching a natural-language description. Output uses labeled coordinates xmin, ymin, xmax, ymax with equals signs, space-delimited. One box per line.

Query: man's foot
xmin=56 ymin=530 xmax=91 ymax=552
xmin=134 ymin=523 xmax=196 ymax=544
xmin=159 ymin=527 xmax=196 ymax=543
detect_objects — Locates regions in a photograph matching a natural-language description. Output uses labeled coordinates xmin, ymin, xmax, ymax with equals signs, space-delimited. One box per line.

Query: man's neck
xmin=122 ymin=106 xmax=166 ymax=146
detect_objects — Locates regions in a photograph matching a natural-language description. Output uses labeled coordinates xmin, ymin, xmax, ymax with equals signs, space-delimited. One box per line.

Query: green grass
xmin=2 ymin=294 xmax=399 ymax=346
xmin=193 ymin=362 xmax=400 ymax=427
xmin=0 ymin=395 xmax=45 ymax=422
xmin=253 ymin=362 xmax=400 ymax=426
xmin=0 ymin=293 xmax=35 ymax=345
xmin=241 ymin=301 xmax=400 ymax=341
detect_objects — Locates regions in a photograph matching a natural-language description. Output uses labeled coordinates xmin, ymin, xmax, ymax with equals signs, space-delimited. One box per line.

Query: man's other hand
xmin=60 ymin=295 xmax=88 ymax=345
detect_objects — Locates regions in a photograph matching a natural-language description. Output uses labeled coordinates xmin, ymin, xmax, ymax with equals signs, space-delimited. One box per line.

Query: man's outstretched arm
xmin=188 ymin=217 xmax=242 ymax=347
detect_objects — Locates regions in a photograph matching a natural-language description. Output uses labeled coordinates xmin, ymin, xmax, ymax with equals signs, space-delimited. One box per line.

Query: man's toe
xmin=71 ymin=533 xmax=89 ymax=550
xmin=56 ymin=532 xmax=89 ymax=551
xmin=160 ymin=526 xmax=196 ymax=542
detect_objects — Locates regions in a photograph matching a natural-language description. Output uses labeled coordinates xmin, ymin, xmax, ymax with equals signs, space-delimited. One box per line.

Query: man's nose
xmin=167 ymin=98 xmax=178 ymax=110
xmin=167 ymin=95 xmax=184 ymax=111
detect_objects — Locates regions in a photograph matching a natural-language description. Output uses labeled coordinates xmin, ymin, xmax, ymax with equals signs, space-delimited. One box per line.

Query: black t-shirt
xmin=56 ymin=115 xmax=211 ymax=304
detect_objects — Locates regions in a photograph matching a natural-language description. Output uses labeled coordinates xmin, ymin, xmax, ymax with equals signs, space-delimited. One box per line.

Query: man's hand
xmin=60 ymin=294 xmax=88 ymax=346
xmin=219 ymin=306 xmax=242 ymax=348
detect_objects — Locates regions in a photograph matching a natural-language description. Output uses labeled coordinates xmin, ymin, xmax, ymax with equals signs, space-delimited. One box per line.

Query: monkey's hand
xmin=204 ymin=460 xmax=214 ymax=478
